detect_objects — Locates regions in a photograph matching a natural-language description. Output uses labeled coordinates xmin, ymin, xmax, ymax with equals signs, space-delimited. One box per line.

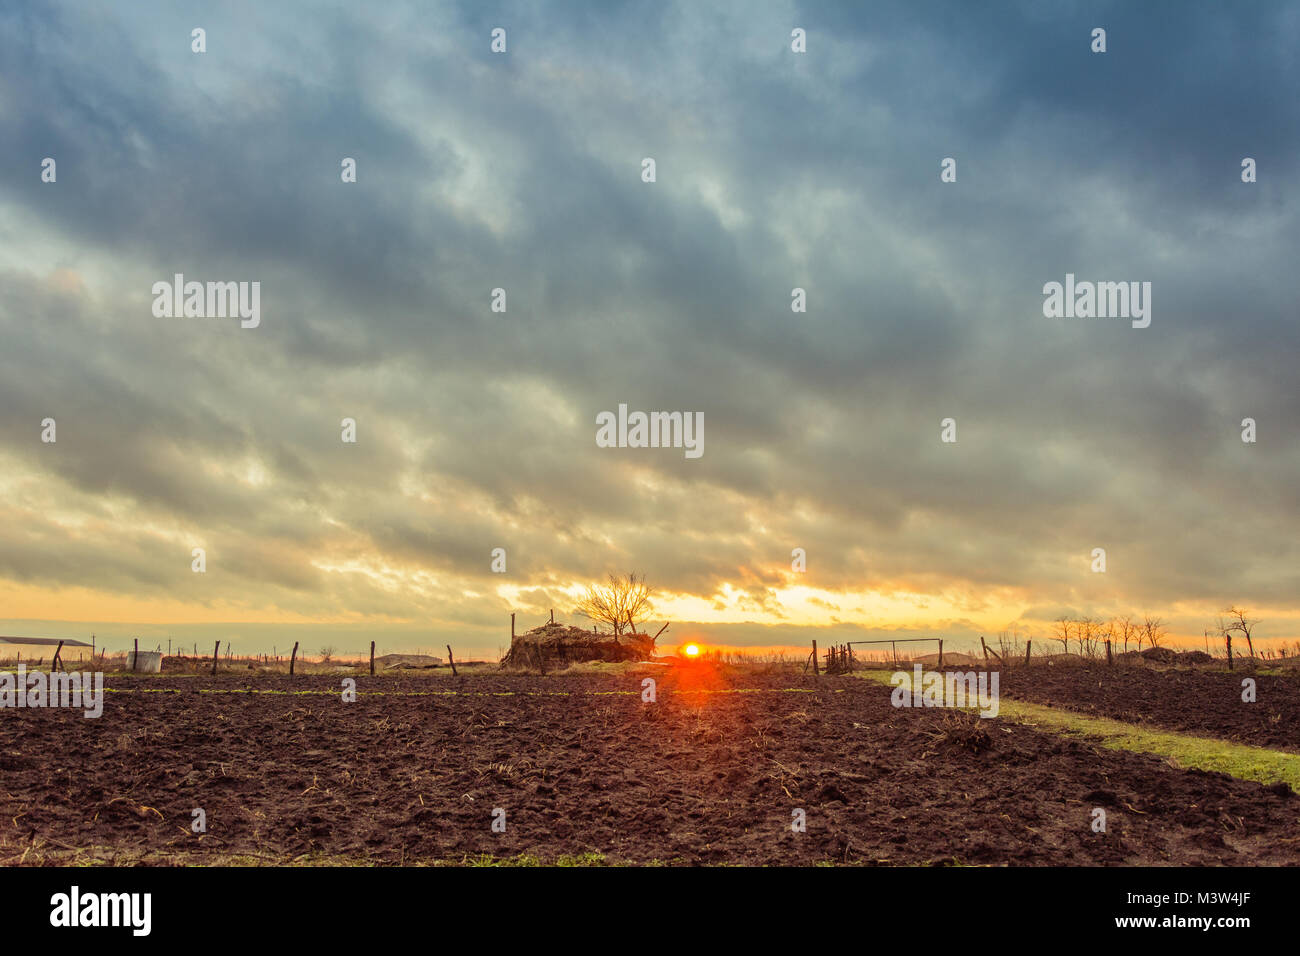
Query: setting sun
xmin=683 ymin=643 xmax=700 ymax=658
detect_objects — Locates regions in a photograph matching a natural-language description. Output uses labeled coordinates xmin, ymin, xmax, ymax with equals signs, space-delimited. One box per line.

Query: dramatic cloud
xmin=1 ymin=0 xmax=1298 ymax=656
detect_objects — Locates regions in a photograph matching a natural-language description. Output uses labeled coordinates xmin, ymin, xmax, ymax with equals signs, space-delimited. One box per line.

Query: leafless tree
xmin=1117 ymin=614 xmax=1137 ymax=653
xmin=1076 ymin=617 xmax=1098 ymax=658
xmin=1098 ymin=618 xmax=1116 ymax=657
xmin=575 ymin=572 xmax=655 ymax=637
xmin=1222 ymin=606 xmax=1258 ymax=663
xmin=1053 ymin=617 xmax=1072 ymax=656
xmin=1141 ymin=615 xmax=1166 ymax=649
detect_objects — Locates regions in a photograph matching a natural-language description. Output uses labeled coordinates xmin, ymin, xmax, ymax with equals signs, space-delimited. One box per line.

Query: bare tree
xmin=319 ymin=646 xmax=335 ymax=662
xmin=1053 ymin=617 xmax=1072 ymax=656
xmin=1099 ymin=618 xmax=1116 ymax=657
xmin=1076 ymin=617 xmax=1097 ymax=658
xmin=1117 ymin=614 xmax=1137 ymax=653
xmin=1141 ymin=615 xmax=1166 ymax=649
xmin=1222 ymin=606 xmax=1258 ymax=663
xmin=575 ymin=572 xmax=655 ymax=637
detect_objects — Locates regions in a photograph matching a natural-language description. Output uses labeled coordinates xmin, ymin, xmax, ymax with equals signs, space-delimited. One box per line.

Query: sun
xmin=683 ymin=643 xmax=700 ymax=658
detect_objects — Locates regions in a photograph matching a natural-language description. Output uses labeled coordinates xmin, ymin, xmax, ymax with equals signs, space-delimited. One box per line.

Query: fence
xmin=805 ymin=637 xmax=948 ymax=675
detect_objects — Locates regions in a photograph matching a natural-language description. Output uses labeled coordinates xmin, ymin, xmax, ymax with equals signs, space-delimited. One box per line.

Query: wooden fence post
xmin=211 ymin=641 xmax=220 ymax=675
xmin=511 ymin=613 xmax=515 ymax=640
xmin=446 ymin=645 xmax=458 ymax=677
xmin=52 ymin=641 xmax=64 ymax=672
xmin=1105 ymin=638 xmax=1113 ymax=665
xmin=370 ymin=641 xmax=376 ymax=677
xmin=938 ymin=639 xmax=944 ymax=668
xmin=133 ymin=637 xmax=139 ymax=673
xmin=1024 ymin=639 xmax=1032 ymax=666
xmin=980 ymin=636 xmax=989 ymax=664
xmin=811 ymin=640 xmax=819 ymax=676
xmin=290 ymin=641 xmax=299 ymax=676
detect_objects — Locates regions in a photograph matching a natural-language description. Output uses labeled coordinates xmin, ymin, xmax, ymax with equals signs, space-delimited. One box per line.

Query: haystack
xmin=500 ymin=620 xmax=656 ymax=668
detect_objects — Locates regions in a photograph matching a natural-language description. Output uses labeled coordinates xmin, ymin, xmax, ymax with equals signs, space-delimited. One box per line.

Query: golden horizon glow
xmin=5 ymin=573 xmax=1300 ymax=651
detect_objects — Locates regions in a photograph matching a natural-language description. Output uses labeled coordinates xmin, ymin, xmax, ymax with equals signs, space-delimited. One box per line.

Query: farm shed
xmin=0 ymin=636 xmax=94 ymax=662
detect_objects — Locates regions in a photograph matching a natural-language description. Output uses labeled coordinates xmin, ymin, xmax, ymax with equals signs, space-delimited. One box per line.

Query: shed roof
xmin=0 ymin=636 xmax=93 ymax=647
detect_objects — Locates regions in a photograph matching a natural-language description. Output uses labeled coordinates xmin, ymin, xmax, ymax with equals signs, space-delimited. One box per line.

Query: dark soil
xmin=1000 ymin=664 xmax=1300 ymax=752
xmin=1 ymin=665 xmax=1297 ymax=865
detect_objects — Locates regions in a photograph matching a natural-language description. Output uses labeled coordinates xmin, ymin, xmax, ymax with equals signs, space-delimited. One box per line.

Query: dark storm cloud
xmin=0 ymin=0 xmax=1297 ymax=651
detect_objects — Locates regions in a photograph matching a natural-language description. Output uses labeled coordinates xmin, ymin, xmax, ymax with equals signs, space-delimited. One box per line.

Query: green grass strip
xmin=853 ymin=670 xmax=1300 ymax=790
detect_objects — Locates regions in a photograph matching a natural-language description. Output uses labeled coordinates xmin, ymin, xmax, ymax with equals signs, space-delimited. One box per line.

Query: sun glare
xmin=683 ymin=643 xmax=700 ymax=657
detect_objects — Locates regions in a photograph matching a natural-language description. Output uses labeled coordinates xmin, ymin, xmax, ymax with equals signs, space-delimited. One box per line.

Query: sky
xmin=1 ymin=0 xmax=1298 ymax=659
